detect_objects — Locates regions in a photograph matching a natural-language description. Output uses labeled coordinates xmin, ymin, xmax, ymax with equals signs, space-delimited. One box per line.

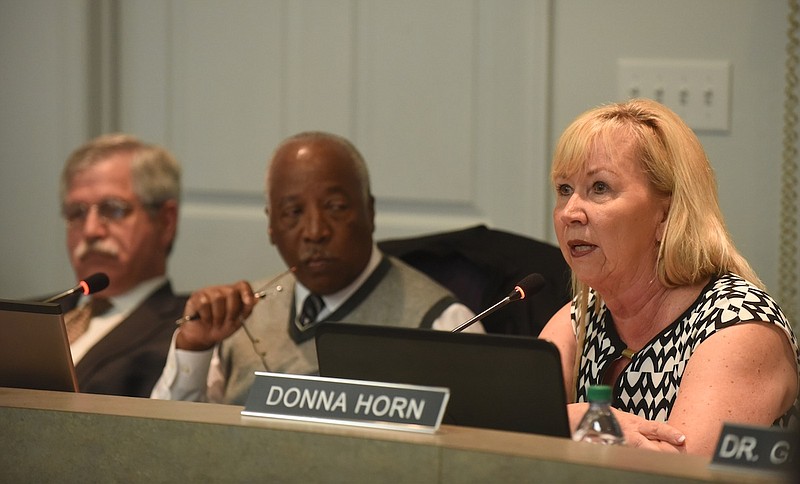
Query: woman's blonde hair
xmin=550 ymin=99 xmax=762 ymax=397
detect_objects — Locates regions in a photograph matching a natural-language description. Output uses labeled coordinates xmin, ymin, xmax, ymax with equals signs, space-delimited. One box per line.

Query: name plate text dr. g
xmin=241 ymin=372 xmax=450 ymax=433
xmin=711 ymin=422 xmax=797 ymax=476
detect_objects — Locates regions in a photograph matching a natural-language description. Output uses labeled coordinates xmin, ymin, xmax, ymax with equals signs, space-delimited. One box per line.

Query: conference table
xmin=0 ymin=387 xmax=786 ymax=483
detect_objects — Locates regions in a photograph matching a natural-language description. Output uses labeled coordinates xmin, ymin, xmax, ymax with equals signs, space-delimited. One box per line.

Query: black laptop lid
xmin=316 ymin=323 xmax=570 ymax=438
xmin=0 ymin=299 xmax=79 ymax=392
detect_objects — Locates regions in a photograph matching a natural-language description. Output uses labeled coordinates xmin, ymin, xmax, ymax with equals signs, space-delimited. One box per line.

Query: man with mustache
xmin=151 ymin=131 xmax=480 ymax=404
xmin=56 ymin=134 xmax=186 ymax=397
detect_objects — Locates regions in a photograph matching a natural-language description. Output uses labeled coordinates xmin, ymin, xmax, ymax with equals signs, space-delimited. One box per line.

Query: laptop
xmin=315 ymin=323 xmax=571 ymax=438
xmin=0 ymin=299 xmax=79 ymax=392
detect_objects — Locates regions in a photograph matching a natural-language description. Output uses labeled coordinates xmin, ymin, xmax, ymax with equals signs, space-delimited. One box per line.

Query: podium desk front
xmin=0 ymin=387 xmax=781 ymax=483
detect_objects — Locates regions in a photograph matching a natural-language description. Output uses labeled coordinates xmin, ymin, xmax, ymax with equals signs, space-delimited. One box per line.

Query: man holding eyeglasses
xmin=53 ymin=133 xmax=187 ymax=397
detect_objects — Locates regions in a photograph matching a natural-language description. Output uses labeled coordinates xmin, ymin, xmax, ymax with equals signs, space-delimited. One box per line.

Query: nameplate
xmin=241 ymin=372 xmax=449 ymax=433
xmin=711 ymin=422 xmax=798 ymax=475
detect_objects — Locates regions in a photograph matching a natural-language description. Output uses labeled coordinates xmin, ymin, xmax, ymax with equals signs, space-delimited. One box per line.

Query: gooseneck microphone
xmin=42 ymin=272 xmax=110 ymax=303
xmin=452 ymin=273 xmax=546 ymax=332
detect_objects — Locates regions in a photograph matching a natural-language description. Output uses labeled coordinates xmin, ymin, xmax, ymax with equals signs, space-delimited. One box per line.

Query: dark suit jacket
xmin=58 ymin=282 xmax=187 ymax=398
xmin=378 ymin=225 xmax=572 ymax=336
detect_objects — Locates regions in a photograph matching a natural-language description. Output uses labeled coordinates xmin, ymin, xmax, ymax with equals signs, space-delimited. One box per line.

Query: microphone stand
xmin=452 ymin=296 xmax=513 ymax=333
xmin=42 ymin=286 xmax=82 ymax=304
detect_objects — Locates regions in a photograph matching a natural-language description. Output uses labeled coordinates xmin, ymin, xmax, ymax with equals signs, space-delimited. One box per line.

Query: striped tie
xmin=297 ymin=294 xmax=324 ymax=328
xmin=64 ymin=298 xmax=112 ymax=344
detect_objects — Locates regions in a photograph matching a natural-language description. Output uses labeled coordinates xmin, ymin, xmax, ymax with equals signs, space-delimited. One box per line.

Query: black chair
xmin=378 ymin=225 xmax=572 ymax=336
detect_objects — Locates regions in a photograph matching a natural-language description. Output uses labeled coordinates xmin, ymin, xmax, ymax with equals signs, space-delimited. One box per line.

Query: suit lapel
xmin=74 ymin=282 xmax=182 ymax=378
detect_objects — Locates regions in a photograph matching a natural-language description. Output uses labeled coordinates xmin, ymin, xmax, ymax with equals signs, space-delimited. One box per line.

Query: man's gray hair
xmin=60 ymin=133 xmax=182 ymax=214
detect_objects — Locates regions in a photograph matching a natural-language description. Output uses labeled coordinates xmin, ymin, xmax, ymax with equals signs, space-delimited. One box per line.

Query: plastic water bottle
xmin=572 ymin=385 xmax=625 ymax=445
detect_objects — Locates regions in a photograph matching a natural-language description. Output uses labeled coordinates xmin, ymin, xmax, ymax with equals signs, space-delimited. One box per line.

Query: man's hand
xmin=176 ymin=281 xmax=257 ymax=351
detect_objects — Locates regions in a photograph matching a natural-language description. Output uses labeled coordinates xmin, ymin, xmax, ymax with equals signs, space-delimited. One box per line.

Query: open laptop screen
xmin=0 ymin=299 xmax=78 ymax=392
xmin=316 ymin=323 xmax=570 ymax=437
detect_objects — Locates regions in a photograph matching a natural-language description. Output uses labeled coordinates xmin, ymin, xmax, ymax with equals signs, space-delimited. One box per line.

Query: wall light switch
xmin=617 ymin=59 xmax=732 ymax=132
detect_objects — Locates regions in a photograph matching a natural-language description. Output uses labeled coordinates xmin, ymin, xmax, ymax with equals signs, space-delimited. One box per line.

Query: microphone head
xmin=80 ymin=272 xmax=110 ymax=295
xmin=508 ymin=273 xmax=546 ymax=302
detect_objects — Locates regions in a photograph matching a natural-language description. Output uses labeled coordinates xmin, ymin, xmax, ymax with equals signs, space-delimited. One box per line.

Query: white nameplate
xmin=241 ymin=372 xmax=450 ymax=433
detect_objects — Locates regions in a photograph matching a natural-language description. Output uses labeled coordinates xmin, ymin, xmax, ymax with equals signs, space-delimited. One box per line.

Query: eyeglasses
xmin=61 ymin=198 xmax=136 ymax=226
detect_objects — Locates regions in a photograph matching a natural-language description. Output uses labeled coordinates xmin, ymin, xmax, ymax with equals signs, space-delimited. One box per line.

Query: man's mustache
xmin=299 ymin=249 xmax=333 ymax=261
xmin=73 ymin=239 xmax=120 ymax=260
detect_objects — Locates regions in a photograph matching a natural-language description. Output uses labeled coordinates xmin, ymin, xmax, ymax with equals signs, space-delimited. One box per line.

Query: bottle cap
xmin=587 ymin=385 xmax=612 ymax=403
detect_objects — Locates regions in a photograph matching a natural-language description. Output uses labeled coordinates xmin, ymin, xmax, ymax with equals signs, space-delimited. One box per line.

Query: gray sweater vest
xmin=218 ymin=256 xmax=455 ymax=405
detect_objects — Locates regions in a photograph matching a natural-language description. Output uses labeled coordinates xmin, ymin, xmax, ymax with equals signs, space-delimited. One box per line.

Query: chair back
xmin=378 ymin=225 xmax=571 ymax=335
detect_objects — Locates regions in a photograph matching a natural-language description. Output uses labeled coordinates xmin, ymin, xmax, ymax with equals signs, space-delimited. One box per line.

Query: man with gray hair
xmin=54 ymin=133 xmax=187 ymax=397
xmin=152 ymin=131 xmax=480 ymax=405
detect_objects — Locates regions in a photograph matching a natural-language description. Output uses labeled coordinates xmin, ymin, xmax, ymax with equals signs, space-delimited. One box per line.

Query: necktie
xmin=298 ymin=294 xmax=325 ymax=328
xmin=64 ymin=298 xmax=112 ymax=344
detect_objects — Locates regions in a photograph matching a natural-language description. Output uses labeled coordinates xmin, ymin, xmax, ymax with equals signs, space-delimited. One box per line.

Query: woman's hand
xmin=568 ymin=403 xmax=686 ymax=452
xmin=611 ymin=408 xmax=687 ymax=452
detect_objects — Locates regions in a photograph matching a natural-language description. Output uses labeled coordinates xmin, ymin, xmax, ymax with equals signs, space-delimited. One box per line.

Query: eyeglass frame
xmin=60 ymin=197 xmax=163 ymax=226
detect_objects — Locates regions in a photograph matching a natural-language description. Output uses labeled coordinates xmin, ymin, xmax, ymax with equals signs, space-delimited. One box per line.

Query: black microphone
xmin=452 ymin=273 xmax=546 ymax=332
xmin=42 ymin=272 xmax=110 ymax=303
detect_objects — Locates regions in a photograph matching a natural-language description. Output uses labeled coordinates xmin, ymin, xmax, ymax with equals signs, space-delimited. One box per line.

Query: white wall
xmin=0 ymin=0 xmax=794 ymax=320
xmin=118 ymin=0 xmax=555 ymax=296
xmin=0 ymin=0 xmax=90 ymax=298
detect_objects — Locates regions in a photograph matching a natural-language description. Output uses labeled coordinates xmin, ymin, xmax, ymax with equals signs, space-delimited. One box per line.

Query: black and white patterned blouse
xmin=572 ymin=273 xmax=800 ymax=427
